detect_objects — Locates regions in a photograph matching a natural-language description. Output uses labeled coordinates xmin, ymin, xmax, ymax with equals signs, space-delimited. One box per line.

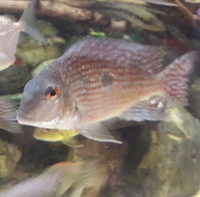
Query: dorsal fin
xmin=63 ymin=38 xmax=166 ymax=76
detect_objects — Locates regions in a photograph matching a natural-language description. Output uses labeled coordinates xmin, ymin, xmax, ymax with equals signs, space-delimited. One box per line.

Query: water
xmin=0 ymin=1 xmax=200 ymax=197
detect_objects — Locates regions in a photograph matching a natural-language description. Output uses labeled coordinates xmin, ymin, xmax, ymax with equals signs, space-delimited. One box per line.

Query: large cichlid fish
xmin=0 ymin=0 xmax=46 ymax=71
xmin=17 ymin=38 xmax=198 ymax=143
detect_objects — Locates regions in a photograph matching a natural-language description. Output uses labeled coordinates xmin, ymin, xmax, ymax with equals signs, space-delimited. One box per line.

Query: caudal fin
xmin=160 ymin=51 xmax=199 ymax=106
xmin=0 ymin=99 xmax=22 ymax=133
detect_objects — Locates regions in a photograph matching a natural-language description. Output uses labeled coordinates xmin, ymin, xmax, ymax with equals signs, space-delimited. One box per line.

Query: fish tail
xmin=160 ymin=51 xmax=199 ymax=106
xmin=0 ymin=100 xmax=22 ymax=133
xmin=20 ymin=0 xmax=46 ymax=43
xmin=0 ymin=121 xmax=22 ymax=134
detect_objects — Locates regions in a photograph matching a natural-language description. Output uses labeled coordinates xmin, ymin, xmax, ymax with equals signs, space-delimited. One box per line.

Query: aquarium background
xmin=0 ymin=0 xmax=200 ymax=197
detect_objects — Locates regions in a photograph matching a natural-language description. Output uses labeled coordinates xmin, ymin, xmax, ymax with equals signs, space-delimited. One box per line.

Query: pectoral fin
xmin=119 ymin=96 xmax=167 ymax=121
xmin=78 ymin=123 xmax=122 ymax=144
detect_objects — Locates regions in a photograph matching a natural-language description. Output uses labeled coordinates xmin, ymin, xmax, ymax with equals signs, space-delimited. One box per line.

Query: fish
xmin=0 ymin=99 xmax=22 ymax=133
xmin=0 ymin=0 xmax=46 ymax=71
xmin=17 ymin=38 xmax=198 ymax=143
xmin=33 ymin=128 xmax=83 ymax=147
xmin=0 ymin=160 xmax=107 ymax=197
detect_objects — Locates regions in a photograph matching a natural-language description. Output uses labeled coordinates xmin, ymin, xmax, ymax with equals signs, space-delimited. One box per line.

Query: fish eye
xmin=45 ymin=85 xmax=60 ymax=100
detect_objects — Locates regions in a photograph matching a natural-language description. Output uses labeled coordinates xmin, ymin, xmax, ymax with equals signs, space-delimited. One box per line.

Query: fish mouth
xmin=17 ymin=115 xmax=60 ymax=129
xmin=17 ymin=115 xmax=37 ymax=125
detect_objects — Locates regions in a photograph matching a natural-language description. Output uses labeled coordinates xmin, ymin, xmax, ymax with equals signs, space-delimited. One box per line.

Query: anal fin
xmin=119 ymin=96 xmax=167 ymax=122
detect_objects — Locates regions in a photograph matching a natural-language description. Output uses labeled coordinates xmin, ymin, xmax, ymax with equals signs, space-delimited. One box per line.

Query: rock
xmin=0 ymin=66 xmax=32 ymax=95
xmin=137 ymin=107 xmax=200 ymax=197
xmin=37 ymin=20 xmax=59 ymax=36
xmin=16 ymin=36 xmax=65 ymax=69
xmin=188 ymin=77 xmax=200 ymax=120
xmin=0 ymin=138 xmax=21 ymax=177
xmin=104 ymin=107 xmax=200 ymax=197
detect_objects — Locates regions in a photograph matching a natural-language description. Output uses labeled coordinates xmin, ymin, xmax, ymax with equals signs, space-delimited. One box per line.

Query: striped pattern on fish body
xmin=56 ymin=38 xmax=192 ymax=125
xmin=60 ymin=55 xmax=164 ymax=124
xmin=17 ymin=38 xmax=198 ymax=143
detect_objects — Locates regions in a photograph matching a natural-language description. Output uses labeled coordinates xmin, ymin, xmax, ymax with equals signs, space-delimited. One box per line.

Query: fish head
xmin=17 ymin=65 xmax=73 ymax=129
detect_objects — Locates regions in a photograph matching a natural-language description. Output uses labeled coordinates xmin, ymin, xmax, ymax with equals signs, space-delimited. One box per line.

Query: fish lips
xmin=17 ymin=114 xmax=61 ymax=129
xmin=17 ymin=114 xmax=38 ymax=126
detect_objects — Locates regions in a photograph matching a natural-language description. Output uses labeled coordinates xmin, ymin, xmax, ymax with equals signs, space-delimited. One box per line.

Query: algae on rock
xmin=0 ymin=138 xmax=21 ymax=177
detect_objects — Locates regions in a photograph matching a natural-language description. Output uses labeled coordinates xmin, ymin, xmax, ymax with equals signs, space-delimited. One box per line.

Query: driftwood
xmin=0 ymin=0 xmax=98 ymax=22
xmin=0 ymin=0 xmax=127 ymax=32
